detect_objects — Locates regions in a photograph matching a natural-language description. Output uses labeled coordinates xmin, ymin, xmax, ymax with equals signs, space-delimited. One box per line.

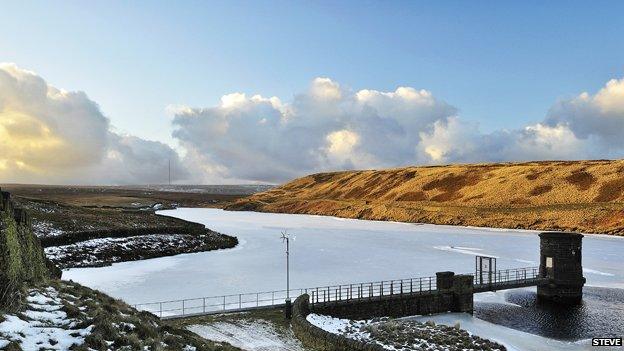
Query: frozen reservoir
xmin=64 ymin=208 xmax=624 ymax=350
xmin=64 ymin=208 xmax=624 ymax=302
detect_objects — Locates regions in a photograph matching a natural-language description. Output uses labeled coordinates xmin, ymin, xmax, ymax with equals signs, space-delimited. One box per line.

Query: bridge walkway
xmin=134 ymin=266 xmax=540 ymax=320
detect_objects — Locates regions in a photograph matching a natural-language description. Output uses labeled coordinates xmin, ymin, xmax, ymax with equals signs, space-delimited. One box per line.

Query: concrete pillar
xmin=452 ymin=274 xmax=474 ymax=313
xmin=537 ymin=232 xmax=585 ymax=304
xmin=284 ymin=298 xmax=292 ymax=319
xmin=436 ymin=271 xmax=454 ymax=291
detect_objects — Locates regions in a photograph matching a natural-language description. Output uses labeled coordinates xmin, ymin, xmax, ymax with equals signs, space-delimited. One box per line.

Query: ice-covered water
xmin=64 ymin=208 xmax=624 ymax=303
xmin=63 ymin=208 xmax=624 ymax=350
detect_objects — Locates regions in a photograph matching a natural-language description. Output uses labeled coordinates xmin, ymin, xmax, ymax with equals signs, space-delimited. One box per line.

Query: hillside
xmin=0 ymin=189 xmax=57 ymax=310
xmin=0 ymin=188 xmax=240 ymax=350
xmin=227 ymin=160 xmax=624 ymax=235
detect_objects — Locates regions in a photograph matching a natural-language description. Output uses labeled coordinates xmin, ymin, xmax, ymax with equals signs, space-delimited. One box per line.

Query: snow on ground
xmin=307 ymin=313 xmax=506 ymax=351
xmin=187 ymin=320 xmax=304 ymax=351
xmin=32 ymin=220 xmax=65 ymax=238
xmin=45 ymin=233 xmax=206 ymax=268
xmin=406 ymin=313 xmax=617 ymax=351
xmin=0 ymin=287 xmax=92 ymax=350
xmin=306 ymin=314 xmax=370 ymax=340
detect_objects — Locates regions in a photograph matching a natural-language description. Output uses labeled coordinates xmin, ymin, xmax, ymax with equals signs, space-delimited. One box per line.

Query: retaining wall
xmin=292 ymin=294 xmax=385 ymax=351
xmin=311 ymin=273 xmax=473 ymax=320
xmin=292 ymin=273 xmax=474 ymax=350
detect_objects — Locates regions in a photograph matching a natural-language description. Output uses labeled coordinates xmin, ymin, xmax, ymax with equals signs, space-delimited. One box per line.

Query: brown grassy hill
xmin=227 ymin=160 xmax=624 ymax=235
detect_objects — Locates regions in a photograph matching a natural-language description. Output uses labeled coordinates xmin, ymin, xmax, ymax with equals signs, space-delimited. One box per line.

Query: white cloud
xmin=544 ymin=78 xmax=624 ymax=147
xmin=0 ymin=63 xmax=188 ymax=185
xmin=172 ymin=78 xmax=460 ymax=182
xmin=173 ymin=76 xmax=624 ymax=183
xmin=3 ymin=63 xmax=623 ymax=185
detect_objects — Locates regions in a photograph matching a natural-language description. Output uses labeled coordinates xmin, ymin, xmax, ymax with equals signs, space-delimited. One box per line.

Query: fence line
xmin=133 ymin=266 xmax=539 ymax=318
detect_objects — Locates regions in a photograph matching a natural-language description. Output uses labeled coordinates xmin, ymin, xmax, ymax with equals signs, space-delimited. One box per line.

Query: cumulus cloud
xmin=173 ymin=76 xmax=624 ymax=183
xmin=172 ymin=78 xmax=459 ymax=182
xmin=0 ymin=63 xmax=187 ymax=185
xmin=3 ymin=62 xmax=623 ymax=185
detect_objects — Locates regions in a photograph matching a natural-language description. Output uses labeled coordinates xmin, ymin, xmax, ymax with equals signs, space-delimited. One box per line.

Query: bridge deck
xmin=474 ymin=277 xmax=543 ymax=293
xmin=134 ymin=266 xmax=541 ymax=319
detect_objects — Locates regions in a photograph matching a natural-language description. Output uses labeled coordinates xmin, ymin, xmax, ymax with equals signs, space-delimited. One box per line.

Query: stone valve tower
xmin=537 ymin=232 xmax=586 ymax=304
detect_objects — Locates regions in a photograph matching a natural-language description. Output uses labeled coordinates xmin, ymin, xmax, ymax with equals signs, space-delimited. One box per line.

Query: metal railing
xmin=134 ymin=267 xmax=540 ymax=318
xmin=474 ymin=266 xmax=540 ymax=287
xmin=134 ymin=288 xmax=303 ymax=318
xmin=309 ymin=276 xmax=437 ymax=305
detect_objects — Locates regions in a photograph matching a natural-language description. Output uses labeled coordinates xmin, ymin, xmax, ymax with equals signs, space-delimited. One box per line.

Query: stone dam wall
xmin=292 ymin=273 xmax=474 ymax=350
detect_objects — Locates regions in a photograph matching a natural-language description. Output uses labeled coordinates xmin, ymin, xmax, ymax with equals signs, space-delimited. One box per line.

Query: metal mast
xmin=281 ymin=231 xmax=290 ymax=299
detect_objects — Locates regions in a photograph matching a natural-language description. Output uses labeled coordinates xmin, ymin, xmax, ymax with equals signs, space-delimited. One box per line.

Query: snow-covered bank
xmin=0 ymin=287 xmax=92 ymax=350
xmin=306 ymin=313 xmax=506 ymax=351
xmin=406 ymin=313 xmax=615 ymax=351
xmin=0 ymin=282 xmax=232 ymax=350
xmin=45 ymin=232 xmax=236 ymax=268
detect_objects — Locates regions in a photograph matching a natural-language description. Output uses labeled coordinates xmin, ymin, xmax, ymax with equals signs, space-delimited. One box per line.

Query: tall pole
xmin=168 ymin=159 xmax=171 ymax=185
xmin=281 ymin=231 xmax=292 ymax=319
xmin=286 ymin=235 xmax=290 ymax=299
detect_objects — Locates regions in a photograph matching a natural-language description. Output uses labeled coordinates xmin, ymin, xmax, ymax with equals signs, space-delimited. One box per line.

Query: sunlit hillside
xmin=228 ymin=160 xmax=624 ymax=235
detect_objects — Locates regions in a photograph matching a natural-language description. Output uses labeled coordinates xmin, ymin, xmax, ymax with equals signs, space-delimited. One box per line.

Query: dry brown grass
xmin=228 ymin=160 xmax=624 ymax=235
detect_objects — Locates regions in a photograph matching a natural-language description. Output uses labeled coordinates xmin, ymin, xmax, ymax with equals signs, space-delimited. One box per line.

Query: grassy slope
xmin=0 ymin=281 xmax=241 ymax=351
xmin=228 ymin=160 xmax=624 ymax=235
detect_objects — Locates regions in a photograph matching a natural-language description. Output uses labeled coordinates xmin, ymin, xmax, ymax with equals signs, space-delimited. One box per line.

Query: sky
xmin=1 ymin=1 xmax=623 ymax=184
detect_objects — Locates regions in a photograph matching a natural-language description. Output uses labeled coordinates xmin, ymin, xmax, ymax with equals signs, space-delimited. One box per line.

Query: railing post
xmin=239 ymin=294 xmax=242 ymax=309
xmin=223 ymin=296 xmax=226 ymax=310
xmin=203 ymin=298 xmax=206 ymax=313
xmin=182 ymin=300 xmax=185 ymax=315
xmin=410 ymin=278 xmax=413 ymax=293
xmin=256 ymin=293 xmax=259 ymax=307
xmin=272 ymin=291 xmax=275 ymax=305
xmin=159 ymin=302 xmax=162 ymax=318
xmin=380 ymin=281 xmax=383 ymax=297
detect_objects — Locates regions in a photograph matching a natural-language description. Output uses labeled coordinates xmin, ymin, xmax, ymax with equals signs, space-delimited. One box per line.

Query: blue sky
xmin=1 ymin=1 xmax=624 ymax=184
xmin=3 ymin=0 xmax=622 ymax=144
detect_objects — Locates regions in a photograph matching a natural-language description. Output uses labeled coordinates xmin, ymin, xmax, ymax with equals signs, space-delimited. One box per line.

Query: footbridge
xmin=135 ymin=266 xmax=541 ymax=319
